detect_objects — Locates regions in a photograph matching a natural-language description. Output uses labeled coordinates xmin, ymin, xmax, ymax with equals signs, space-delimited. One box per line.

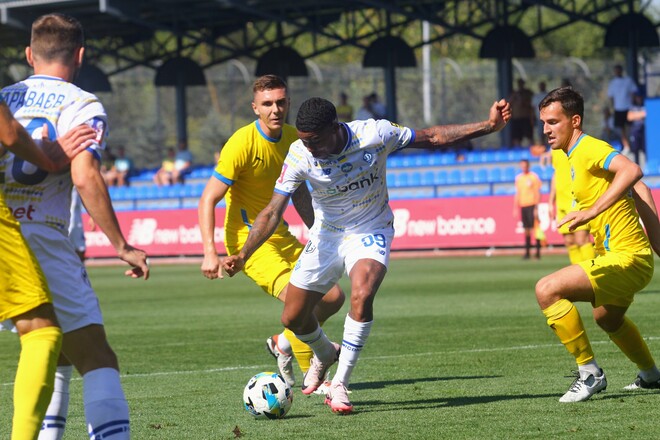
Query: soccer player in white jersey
xmin=1 ymin=13 xmax=149 ymax=439
xmin=223 ymin=96 xmax=511 ymax=413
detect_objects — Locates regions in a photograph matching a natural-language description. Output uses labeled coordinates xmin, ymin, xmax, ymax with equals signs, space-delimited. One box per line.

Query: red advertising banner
xmin=84 ymin=194 xmax=576 ymax=258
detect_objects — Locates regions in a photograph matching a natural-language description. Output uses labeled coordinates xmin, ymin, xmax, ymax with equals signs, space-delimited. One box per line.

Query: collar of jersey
xmin=337 ymin=122 xmax=352 ymax=155
xmin=254 ymin=120 xmax=281 ymax=142
xmin=567 ymin=133 xmax=587 ymax=157
xmin=29 ymin=74 xmax=68 ymax=82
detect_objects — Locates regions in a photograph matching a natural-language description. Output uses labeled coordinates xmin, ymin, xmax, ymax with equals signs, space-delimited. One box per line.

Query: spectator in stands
xmin=104 ymin=145 xmax=133 ymax=187
xmin=532 ymin=81 xmax=547 ymax=145
xmin=153 ymin=147 xmax=176 ymax=186
xmin=369 ymin=92 xmax=387 ymax=119
xmin=336 ymin=92 xmax=353 ymax=122
xmin=508 ymin=78 xmax=535 ymax=146
xmin=627 ymin=92 xmax=646 ymax=167
xmin=100 ymin=147 xmax=116 ymax=186
xmin=355 ymin=94 xmax=375 ymax=120
xmin=514 ymin=159 xmax=542 ymax=259
xmin=607 ymin=64 xmax=638 ymax=155
xmin=173 ymin=140 xmax=194 ymax=183
xmin=601 ymin=107 xmax=621 ymax=144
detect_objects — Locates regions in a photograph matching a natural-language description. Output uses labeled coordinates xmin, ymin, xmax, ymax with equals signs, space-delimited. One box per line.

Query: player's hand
xmin=489 ymin=99 xmax=512 ymax=132
xmin=41 ymin=124 xmax=96 ymax=172
xmin=117 ymin=245 xmax=150 ymax=280
xmin=222 ymin=255 xmax=245 ymax=277
xmin=557 ymin=209 xmax=593 ymax=232
xmin=201 ymin=254 xmax=224 ymax=279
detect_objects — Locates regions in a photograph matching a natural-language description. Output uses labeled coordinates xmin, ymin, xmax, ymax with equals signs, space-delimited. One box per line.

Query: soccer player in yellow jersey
xmin=536 ymin=87 xmax=660 ymax=403
xmin=0 ymin=95 xmax=94 ymax=439
xmin=199 ymin=75 xmax=345 ymax=387
xmin=513 ymin=159 xmax=542 ymax=259
xmin=548 ymin=148 xmax=595 ymax=263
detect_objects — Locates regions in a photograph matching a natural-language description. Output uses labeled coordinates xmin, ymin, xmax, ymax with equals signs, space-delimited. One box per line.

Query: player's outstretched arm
xmin=0 ymin=102 xmax=94 ymax=172
xmin=71 ymin=150 xmax=150 ymax=280
xmin=223 ymin=192 xmax=290 ymax=277
xmin=632 ymin=180 xmax=660 ymax=257
xmin=411 ymin=99 xmax=511 ymax=150
xmin=198 ymin=177 xmax=230 ymax=279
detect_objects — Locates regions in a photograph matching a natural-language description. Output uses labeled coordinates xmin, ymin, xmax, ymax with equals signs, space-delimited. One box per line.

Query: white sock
xmin=39 ymin=365 xmax=73 ymax=440
xmin=83 ymin=368 xmax=130 ymax=440
xmin=640 ymin=365 xmax=660 ymax=383
xmin=332 ymin=314 xmax=372 ymax=387
xmin=295 ymin=326 xmax=335 ymax=362
xmin=578 ymin=360 xmax=602 ymax=380
xmin=275 ymin=332 xmax=292 ymax=356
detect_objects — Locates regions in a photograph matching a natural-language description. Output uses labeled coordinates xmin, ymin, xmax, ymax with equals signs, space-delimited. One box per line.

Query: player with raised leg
xmin=198 ymin=75 xmax=345 ymax=387
xmin=223 ymin=96 xmax=511 ymax=414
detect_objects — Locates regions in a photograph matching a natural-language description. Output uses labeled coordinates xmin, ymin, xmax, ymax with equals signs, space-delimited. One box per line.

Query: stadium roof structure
xmin=0 ymin=0 xmax=658 ymax=141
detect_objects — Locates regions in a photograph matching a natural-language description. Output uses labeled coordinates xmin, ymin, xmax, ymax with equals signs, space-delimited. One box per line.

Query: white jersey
xmin=275 ymin=119 xmax=414 ymax=234
xmin=0 ymin=75 xmax=107 ymax=234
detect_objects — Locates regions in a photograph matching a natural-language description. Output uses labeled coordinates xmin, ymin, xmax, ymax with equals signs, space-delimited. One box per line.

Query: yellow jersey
xmin=214 ymin=120 xmax=299 ymax=248
xmin=568 ymin=134 xmax=649 ymax=255
xmin=551 ymin=148 xmax=573 ymax=215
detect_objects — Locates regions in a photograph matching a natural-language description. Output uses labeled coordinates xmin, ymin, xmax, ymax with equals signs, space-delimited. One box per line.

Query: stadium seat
xmin=447 ymin=169 xmax=461 ymax=184
xmin=460 ymin=169 xmax=475 ymax=184
xmin=434 ymin=170 xmax=448 ymax=185
xmin=488 ymin=168 xmax=503 ymax=183
xmin=421 ymin=171 xmax=435 ymax=185
xmin=474 ymin=168 xmax=489 ymax=183
xmin=503 ymin=166 xmax=517 ymax=182
xmin=409 ymin=171 xmax=422 ymax=186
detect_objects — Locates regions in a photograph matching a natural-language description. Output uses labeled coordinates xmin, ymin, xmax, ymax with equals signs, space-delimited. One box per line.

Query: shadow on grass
xmin=351 ymin=375 xmax=501 ymax=391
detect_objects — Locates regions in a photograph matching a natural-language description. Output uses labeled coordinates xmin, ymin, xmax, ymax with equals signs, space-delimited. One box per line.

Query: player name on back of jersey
xmin=2 ymin=90 xmax=67 ymax=110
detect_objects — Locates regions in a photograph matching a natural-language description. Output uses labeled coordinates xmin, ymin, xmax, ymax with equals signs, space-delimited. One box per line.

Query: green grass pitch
xmin=1 ymin=254 xmax=659 ymax=439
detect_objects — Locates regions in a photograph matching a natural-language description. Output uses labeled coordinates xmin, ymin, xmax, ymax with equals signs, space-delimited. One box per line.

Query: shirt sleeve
xmin=375 ymin=119 xmax=415 ymax=154
xmin=213 ymin=135 xmax=248 ymax=185
xmin=274 ymin=143 xmax=306 ymax=196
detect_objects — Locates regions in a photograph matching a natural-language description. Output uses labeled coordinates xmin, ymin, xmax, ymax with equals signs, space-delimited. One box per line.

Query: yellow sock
xmin=607 ymin=317 xmax=656 ymax=370
xmin=567 ymin=245 xmax=581 ymax=264
xmin=284 ymin=328 xmax=313 ymax=373
xmin=12 ymin=326 xmax=62 ymax=440
xmin=543 ymin=299 xmax=594 ymax=365
xmin=579 ymin=243 xmax=595 ymax=261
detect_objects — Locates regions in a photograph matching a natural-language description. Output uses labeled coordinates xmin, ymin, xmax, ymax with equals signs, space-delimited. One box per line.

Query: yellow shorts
xmin=578 ymin=249 xmax=654 ymax=308
xmin=227 ymin=233 xmax=303 ymax=299
xmin=556 ymin=206 xmax=590 ymax=235
xmin=0 ymin=208 xmax=52 ymax=321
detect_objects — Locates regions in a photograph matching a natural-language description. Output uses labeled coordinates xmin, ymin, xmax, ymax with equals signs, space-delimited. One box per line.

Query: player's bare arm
xmin=632 ymin=180 xmax=660 ymax=257
xmin=558 ymin=154 xmax=643 ymax=231
xmin=411 ymin=99 xmax=511 ymax=149
xmin=71 ymin=150 xmax=150 ymax=280
xmin=198 ymin=177 xmax=230 ymax=279
xmin=42 ymin=124 xmax=96 ymax=170
xmin=223 ymin=192 xmax=290 ymax=276
xmin=291 ymin=184 xmax=315 ymax=228
xmin=0 ymin=102 xmax=94 ymax=172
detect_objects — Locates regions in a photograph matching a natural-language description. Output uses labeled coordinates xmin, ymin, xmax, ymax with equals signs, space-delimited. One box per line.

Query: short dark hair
xmin=538 ymin=87 xmax=584 ymax=119
xmin=252 ymin=74 xmax=287 ymax=94
xmin=296 ymin=97 xmax=337 ymax=132
xmin=31 ymin=13 xmax=84 ymax=63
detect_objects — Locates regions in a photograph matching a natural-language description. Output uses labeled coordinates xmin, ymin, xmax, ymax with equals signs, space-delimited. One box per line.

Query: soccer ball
xmin=243 ymin=372 xmax=293 ymax=419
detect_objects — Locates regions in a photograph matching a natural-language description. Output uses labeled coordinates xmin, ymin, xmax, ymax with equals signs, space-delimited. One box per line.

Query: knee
xmin=595 ymin=315 xmax=624 ymax=333
xmin=535 ymin=276 xmax=557 ymax=309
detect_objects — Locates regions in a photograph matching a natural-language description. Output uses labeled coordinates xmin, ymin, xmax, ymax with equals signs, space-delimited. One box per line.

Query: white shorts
xmin=68 ymin=221 xmax=86 ymax=253
xmin=289 ymin=227 xmax=394 ymax=293
xmin=22 ymin=224 xmax=102 ymax=333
